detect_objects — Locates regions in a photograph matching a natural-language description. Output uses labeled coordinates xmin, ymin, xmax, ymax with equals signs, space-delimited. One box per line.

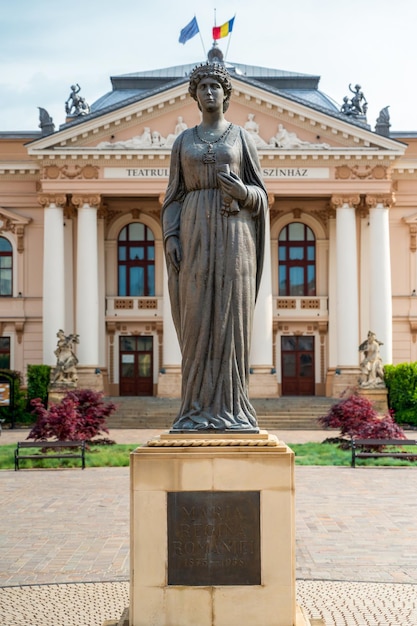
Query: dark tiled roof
xmin=60 ymin=58 xmax=370 ymax=132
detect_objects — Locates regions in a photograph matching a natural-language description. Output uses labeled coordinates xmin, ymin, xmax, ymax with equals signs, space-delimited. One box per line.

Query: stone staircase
xmin=105 ymin=396 xmax=337 ymax=430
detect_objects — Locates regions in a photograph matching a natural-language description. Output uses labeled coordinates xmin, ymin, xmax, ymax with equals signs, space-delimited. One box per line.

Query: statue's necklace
xmin=194 ymin=123 xmax=232 ymax=164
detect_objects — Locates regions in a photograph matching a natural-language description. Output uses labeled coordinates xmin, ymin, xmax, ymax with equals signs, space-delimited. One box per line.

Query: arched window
xmin=0 ymin=237 xmax=12 ymax=296
xmin=278 ymin=223 xmax=316 ymax=296
xmin=118 ymin=223 xmax=155 ymax=296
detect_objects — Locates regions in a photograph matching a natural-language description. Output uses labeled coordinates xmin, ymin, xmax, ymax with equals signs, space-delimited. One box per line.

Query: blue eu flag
xmin=179 ymin=16 xmax=199 ymax=44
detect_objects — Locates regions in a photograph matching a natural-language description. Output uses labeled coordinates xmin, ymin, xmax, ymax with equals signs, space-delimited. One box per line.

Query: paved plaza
xmin=0 ymin=429 xmax=417 ymax=625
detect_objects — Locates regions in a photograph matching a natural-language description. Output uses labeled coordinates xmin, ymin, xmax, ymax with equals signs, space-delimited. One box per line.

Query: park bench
xmin=351 ymin=438 xmax=417 ymax=468
xmin=15 ymin=440 xmax=86 ymax=471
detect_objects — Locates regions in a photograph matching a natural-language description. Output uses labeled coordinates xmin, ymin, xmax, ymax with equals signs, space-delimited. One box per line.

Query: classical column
xmin=250 ymin=196 xmax=277 ymax=397
xmin=331 ymin=195 xmax=360 ymax=392
xmin=327 ymin=209 xmax=338 ymax=369
xmin=38 ymin=194 xmax=66 ymax=365
xmin=158 ymin=259 xmax=182 ymax=397
xmin=366 ymin=194 xmax=393 ymax=363
xmin=72 ymin=195 xmax=100 ymax=369
xmin=97 ymin=208 xmax=106 ymax=368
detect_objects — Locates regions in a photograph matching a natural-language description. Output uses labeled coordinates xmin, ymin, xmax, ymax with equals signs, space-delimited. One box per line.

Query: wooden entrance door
xmin=281 ymin=335 xmax=315 ymax=396
xmin=119 ymin=336 xmax=153 ymax=396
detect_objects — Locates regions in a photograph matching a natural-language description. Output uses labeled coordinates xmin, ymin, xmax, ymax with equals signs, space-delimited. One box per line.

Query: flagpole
xmin=224 ymin=14 xmax=236 ymax=61
xmin=192 ymin=14 xmax=206 ymax=59
xmin=199 ymin=28 xmax=207 ymax=59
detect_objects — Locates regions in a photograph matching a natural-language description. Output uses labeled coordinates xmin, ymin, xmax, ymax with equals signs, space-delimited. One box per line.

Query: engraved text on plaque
xmin=167 ymin=491 xmax=261 ymax=586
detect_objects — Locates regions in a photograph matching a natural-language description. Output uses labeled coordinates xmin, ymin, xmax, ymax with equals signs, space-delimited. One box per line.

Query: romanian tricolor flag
xmin=212 ymin=16 xmax=235 ymax=40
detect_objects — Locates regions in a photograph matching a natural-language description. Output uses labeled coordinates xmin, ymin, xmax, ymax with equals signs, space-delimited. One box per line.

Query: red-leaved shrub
xmin=318 ymin=392 xmax=406 ymax=440
xmin=28 ymin=389 xmax=116 ymax=442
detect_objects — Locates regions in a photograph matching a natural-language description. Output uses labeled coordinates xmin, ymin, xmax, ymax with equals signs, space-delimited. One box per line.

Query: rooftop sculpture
xmin=38 ymin=107 xmax=55 ymax=136
xmin=341 ymin=83 xmax=368 ymax=119
xmin=375 ymin=106 xmax=391 ymax=137
xmin=65 ymin=84 xmax=90 ymax=117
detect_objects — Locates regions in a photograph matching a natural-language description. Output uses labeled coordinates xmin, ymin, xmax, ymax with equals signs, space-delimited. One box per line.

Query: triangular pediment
xmin=0 ymin=207 xmax=31 ymax=253
xmin=27 ymin=76 xmax=406 ymax=160
xmin=0 ymin=207 xmax=31 ymax=228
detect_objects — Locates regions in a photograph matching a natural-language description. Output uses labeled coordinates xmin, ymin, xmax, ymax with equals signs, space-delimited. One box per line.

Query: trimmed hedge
xmin=27 ymin=364 xmax=51 ymax=408
xmin=384 ymin=362 xmax=417 ymax=427
xmin=0 ymin=369 xmax=29 ymax=425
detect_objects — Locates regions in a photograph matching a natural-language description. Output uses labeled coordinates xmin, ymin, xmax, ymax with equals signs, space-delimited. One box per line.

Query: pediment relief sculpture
xmin=244 ymin=113 xmax=270 ymax=147
xmin=244 ymin=115 xmax=331 ymax=150
xmin=268 ymin=124 xmax=330 ymax=149
xmin=96 ymin=116 xmax=188 ymax=150
xmin=93 ymin=112 xmax=335 ymax=152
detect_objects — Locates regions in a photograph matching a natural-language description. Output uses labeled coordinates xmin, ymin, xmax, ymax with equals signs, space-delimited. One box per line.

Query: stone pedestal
xmin=157 ymin=366 xmax=182 ymax=398
xmin=249 ymin=366 xmax=279 ymax=398
xmin=357 ymin=386 xmax=389 ymax=413
xmin=48 ymin=385 xmax=76 ymax=406
xmin=75 ymin=366 xmax=106 ymax=393
xmin=129 ymin=431 xmax=314 ymax=626
xmin=330 ymin=367 xmax=361 ymax=398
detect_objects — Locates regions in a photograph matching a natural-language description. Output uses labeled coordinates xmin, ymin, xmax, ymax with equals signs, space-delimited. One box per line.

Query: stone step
xmin=105 ymin=396 xmax=337 ymax=430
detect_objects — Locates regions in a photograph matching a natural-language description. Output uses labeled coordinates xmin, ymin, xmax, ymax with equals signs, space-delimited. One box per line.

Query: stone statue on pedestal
xmin=358 ymin=330 xmax=385 ymax=388
xmin=162 ymin=62 xmax=268 ymax=431
xmin=51 ymin=330 xmax=79 ymax=386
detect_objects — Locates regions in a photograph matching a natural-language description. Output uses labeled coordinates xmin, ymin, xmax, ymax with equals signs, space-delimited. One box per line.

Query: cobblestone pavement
xmin=1 ymin=431 xmax=417 ymax=625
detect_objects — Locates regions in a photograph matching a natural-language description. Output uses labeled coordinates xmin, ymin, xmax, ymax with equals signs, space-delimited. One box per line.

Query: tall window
xmin=278 ymin=223 xmax=316 ymax=296
xmin=0 ymin=237 xmax=12 ymax=296
xmin=118 ymin=223 xmax=155 ymax=296
xmin=0 ymin=337 xmax=10 ymax=368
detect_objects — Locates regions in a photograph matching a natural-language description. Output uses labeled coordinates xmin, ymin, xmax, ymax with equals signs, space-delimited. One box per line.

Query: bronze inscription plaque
xmin=167 ymin=491 xmax=261 ymax=586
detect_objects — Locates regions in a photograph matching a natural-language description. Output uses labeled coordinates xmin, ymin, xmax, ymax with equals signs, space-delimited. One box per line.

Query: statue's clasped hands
xmin=217 ymin=169 xmax=247 ymax=216
xmin=217 ymin=170 xmax=248 ymax=202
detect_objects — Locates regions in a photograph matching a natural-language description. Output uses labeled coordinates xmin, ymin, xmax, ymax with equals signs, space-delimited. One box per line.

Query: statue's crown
xmin=189 ymin=62 xmax=231 ymax=84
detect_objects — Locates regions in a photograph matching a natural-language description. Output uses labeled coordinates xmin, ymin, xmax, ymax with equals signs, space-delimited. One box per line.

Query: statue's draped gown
xmin=162 ymin=124 xmax=267 ymax=430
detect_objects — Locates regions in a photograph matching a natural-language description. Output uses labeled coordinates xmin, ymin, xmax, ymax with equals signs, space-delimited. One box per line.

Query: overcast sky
xmin=1 ymin=0 xmax=416 ymax=133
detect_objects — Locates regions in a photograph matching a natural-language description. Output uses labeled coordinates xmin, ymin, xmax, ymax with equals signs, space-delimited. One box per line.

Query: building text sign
xmin=103 ymin=167 xmax=329 ymax=180
xmin=262 ymin=167 xmax=329 ymax=179
xmin=104 ymin=167 xmax=169 ymax=179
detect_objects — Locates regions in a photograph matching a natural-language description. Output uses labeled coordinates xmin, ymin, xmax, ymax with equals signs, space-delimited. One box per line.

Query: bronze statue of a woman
xmin=162 ymin=62 xmax=268 ymax=431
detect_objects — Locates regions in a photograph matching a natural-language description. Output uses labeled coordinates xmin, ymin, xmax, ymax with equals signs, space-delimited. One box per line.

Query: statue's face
xmin=196 ymin=77 xmax=225 ymax=113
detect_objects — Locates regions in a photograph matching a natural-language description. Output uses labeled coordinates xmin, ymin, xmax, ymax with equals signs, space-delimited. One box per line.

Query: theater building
xmin=1 ymin=46 xmax=417 ymax=398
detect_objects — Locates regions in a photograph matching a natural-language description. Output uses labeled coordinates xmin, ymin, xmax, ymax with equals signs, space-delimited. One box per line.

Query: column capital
xmin=330 ymin=194 xmax=360 ymax=209
xmin=37 ymin=193 xmax=66 ymax=208
xmin=72 ymin=194 xmax=101 ymax=209
xmin=365 ymin=193 xmax=395 ymax=209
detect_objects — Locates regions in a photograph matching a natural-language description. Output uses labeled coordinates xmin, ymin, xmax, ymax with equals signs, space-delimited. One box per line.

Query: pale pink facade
xmin=0 ymin=60 xmax=416 ymax=398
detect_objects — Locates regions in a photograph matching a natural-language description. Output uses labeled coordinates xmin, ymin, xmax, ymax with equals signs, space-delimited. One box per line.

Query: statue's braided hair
xmin=188 ymin=63 xmax=232 ymax=112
